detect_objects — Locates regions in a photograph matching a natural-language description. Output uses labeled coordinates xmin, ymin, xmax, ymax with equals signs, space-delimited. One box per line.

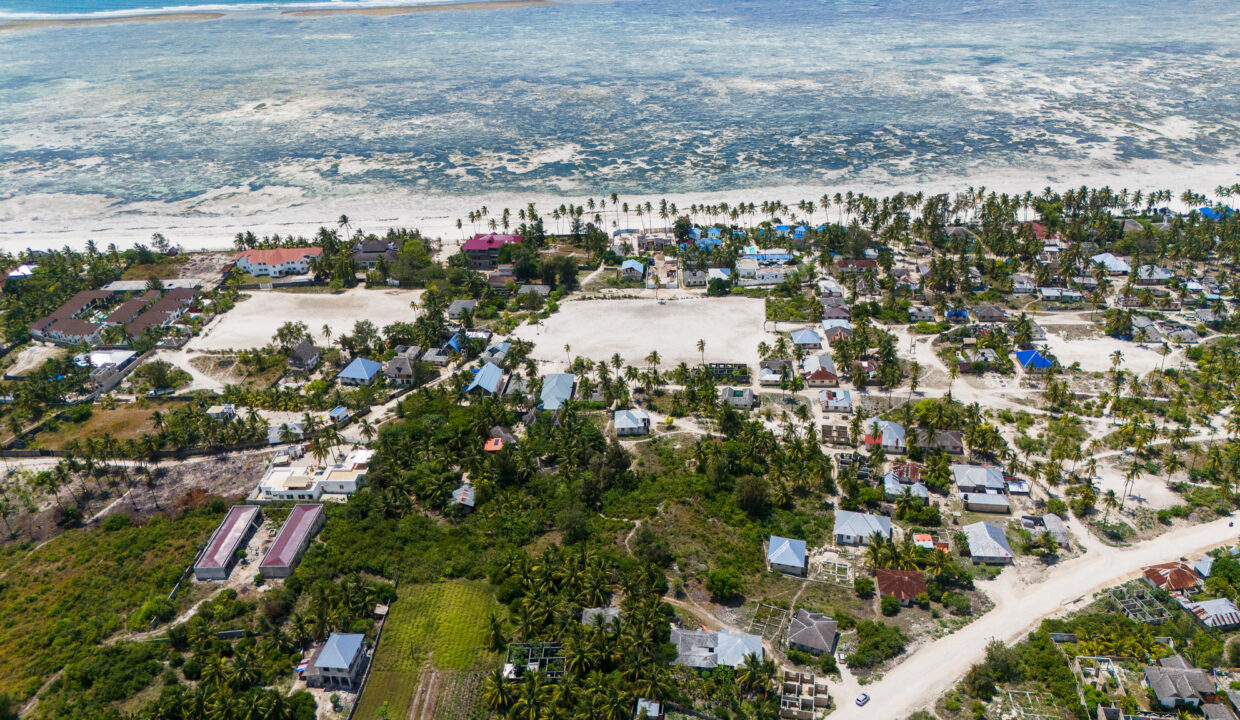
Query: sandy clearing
xmin=187 ymin=287 xmax=422 ymax=351
xmin=511 ymin=296 xmax=774 ymax=370
xmin=832 ymin=515 xmax=1240 ymax=720
xmin=5 ymin=344 xmax=65 ymax=377
xmin=1040 ymin=325 xmax=1167 ymax=376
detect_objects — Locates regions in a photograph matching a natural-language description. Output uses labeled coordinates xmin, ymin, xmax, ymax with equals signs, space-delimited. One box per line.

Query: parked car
xmin=856 ymin=693 xmax=870 ymax=706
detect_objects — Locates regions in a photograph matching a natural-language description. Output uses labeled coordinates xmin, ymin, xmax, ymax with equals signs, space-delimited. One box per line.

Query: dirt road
xmin=831 ymin=514 xmax=1240 ymax=720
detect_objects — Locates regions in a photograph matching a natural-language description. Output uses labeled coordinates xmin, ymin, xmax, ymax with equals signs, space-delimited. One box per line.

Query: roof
xmin=614 ymin=408 xmax=650 ymax=431
xmin=261 ymin=504 xmax=324 ymax=570
xmin=963 ymin=522 xmax=1013 ymax=559
xmin=1144 ymin=655 xmax=1213 ymax=705
xmin=621 ymin=259 xmax=645 ymax=274
xmin=1181 ymin=597 xmax=1240 ymax=629
xmin=235 ymin=247 xmax=322 ymax=266
xmin=197 ymin=506 xmax=261 ymax=570
xmin=791 ymin=329 xmax=821 ymax=345
xmin=1204 ymin=704 xmax=1238 ymax=720
xmin=1137 ymin=265 xmax=1174 ymax=281
xmin=1090 ymin=252 xmax=1131 ymax=273
xmin=876 ymin=569 xmax=927 ymax=601
xmin=636 ymin=699 xmax=662 ymax=719
xmin=451 ymin=482 xmax=476 ymax=507
xmin=291 ymin=338 xmax=319 ymax=362
xmin=964 ymin=492 xmax=1010 ymax=510
xmin=786 ymin=609 xmax=837 ymax=654
xmin=463 ymin=233 xmax=521 ymax=252
xmin=315 ymin=633 xmax=364 ymax=671
xmin=884 ymin=474 xmax=929 ymax=499
xmin=581 ymin=606 xmax=621 ymax=626
xmin=768 ymin=535 xmax=807 ymax=569
xmin=466 ymin=362 xmax=505 ymax=394
xmin=338 ymin=357 xmax=383 ymax=382
xmin=1015 ymin=350 xmax=1052 ymax=370
xmin=1143 ymin=561 xmax=1200 ymax=591
xmin=540 ymin=373 xmax=576 ymax=410
xmin=717 ymin=630 xmax=764 ymax=667
xmin=834 ymin=510 xmax=892 ymax=540
xmin=863 ymin=418 xmax=905 ymax=445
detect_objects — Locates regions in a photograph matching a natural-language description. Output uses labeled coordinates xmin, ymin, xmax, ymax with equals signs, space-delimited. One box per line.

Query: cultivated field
xmin=187 ymin=287 xmax=422 ymax=351
xmin=512 ymin=295 xmax=774 ymax=370
xmin=355 ymin=580 xmax=499 ymax=720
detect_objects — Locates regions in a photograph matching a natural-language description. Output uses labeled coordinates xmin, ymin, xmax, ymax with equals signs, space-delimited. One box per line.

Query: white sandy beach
xmin=1 ymin=159 xmax=1236 ymax=255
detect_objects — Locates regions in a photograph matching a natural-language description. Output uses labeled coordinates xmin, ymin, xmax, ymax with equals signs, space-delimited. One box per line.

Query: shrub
xmin=880 ymin=595 xmax=901 ymax=616
xmin=102 ymin=513 xmax=132 ymax=532
xmin=853 ymin=577 xmax=875 ymax=597
xmin=704 ymin=568 xmax=743 ymax=601
xmin=845 ymin=620 xmax=907 ymax=668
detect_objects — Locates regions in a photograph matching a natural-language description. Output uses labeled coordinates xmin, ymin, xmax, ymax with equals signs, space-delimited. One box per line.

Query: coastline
xmin=282 ymin=0 xmax=560 ymax=18
xmin=2 ymin=160 xmax=1236 ymax=256
xmin=0 ymin=12 xmax=223 ymax=32
xmin=0 ymin=0 xmax=559 ymax=31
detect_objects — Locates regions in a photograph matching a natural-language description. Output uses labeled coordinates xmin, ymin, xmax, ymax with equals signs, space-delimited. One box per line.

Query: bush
xmin=704 ymin=568 xmax=743 ymax=601
xmin=845 ymin=620 xmax=907 ymax=668
xmin=880 ymin=595 xmax=901 ymax=616
xmin=853 ymin=577 xmax=875 ymax=597
xmin=102 ymin=513 xmax=132 ymax=532
xmin=1046 ymin=497 xmax=1070 ymax=517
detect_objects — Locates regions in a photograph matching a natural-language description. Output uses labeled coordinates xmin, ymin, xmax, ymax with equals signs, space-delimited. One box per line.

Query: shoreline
xmin=2 ymin=160 xmax=1237 ymax=256
xmin=0 ymin=11 xmax=223 ymax=31
xmin=0 ymin=0 xmax=559 ymax=32
xmin=283 ymin=0 xmax=559 ymax=18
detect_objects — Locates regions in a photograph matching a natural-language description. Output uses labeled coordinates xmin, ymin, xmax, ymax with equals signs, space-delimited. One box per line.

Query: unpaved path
xmin=830 ymin=514 xmax=1240 ymax=720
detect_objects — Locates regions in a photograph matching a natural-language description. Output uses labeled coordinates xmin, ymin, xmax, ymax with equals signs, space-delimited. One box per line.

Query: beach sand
xmin=283 ymin=0 xmax=560 ymax=18
xmin=0 ymin=12 xmax=223 ymax=32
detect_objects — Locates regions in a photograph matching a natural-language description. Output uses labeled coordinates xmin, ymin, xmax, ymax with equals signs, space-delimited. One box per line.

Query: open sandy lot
xmin=1039 ymin=323 xmax=1167 ymax=376
xmin=188 ymin=287 xmax=422 ymax=351
xmin=512 ymin=296 xmax=773 ymax=370
xmin=5 ymin=345 xmax=65 ymax=378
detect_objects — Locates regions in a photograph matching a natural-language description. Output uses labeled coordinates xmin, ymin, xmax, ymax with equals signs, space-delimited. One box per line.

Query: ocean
xmin=1 ymin=0 xmax=1239 ymax=248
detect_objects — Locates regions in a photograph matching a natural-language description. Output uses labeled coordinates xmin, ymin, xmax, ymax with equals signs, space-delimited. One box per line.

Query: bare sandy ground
xmin=187 ymin=287 xmax=422 ymax=351
xmin=511 ymin=296 xmax=773 ymax=370
xmin=284 ymin=0 xmax=559 ymax=18
xmin=1040 ymin=323 xmax=1168 ymax=376
xmin=0 ymin=12 xmax=222 ymax=32
xmin=5 ymin=345 xmax=64 ymax=378
xmin=831 ymin=514 xmax=1240 ymax=720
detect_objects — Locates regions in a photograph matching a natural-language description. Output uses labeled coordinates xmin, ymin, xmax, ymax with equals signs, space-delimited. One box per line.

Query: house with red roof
xmin=234 ymin=247 xmax=323 ymax=277
xmin=876 ymin=569 xmax=928 ymax=606
xmin=463 ymin=233 xmax=521 ymax=270
xmin=1143 ymin=561 xmax=1202 ymax=594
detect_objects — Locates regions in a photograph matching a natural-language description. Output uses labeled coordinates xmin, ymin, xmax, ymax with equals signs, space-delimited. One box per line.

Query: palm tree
xmin=482 ymin=667 xmax=514 ymax=712
xmin=697 ymin=339 xmax=705 ymax=365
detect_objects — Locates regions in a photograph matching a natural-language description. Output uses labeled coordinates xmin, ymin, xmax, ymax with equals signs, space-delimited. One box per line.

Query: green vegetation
xmin=356 ymin=580 xmax=500 ymax=719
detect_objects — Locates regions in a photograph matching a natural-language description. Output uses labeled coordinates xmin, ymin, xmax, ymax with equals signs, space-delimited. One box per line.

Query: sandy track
xmin=832 ymin=515 xmax=1240 ymax=720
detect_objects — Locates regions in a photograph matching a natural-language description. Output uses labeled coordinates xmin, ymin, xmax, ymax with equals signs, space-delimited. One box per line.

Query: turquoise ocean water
xmin=1 ymin=0 xmax=1239 ymax=214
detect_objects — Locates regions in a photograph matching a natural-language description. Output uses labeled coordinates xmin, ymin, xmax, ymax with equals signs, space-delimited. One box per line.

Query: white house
xmin=614 ymin=409 xmax=651 ymax=436
xmin=234 ymin=247 xmax=323 ymax=277
xmin=834 ymin=510 xmax=892 ymax=546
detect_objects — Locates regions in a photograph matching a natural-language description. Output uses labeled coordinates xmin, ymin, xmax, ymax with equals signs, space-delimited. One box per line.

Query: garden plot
xmin=747 ymin=603 xmax=790 ymax=642
xmin=1005 ymin=689 xmax=1062 ymax=719
xmin=187 ymin=287 xmax=422 ymax=351
xmin=1109 ymin=582 xmax=1170 ymax=624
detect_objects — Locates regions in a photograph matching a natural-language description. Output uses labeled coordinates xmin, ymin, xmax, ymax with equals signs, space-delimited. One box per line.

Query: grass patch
xmin=355 ymin=580 xmax=500 ymax=720
xmin=31 ymin=401 xmax=181 ymax=450
xmin=0 ymin=508 xmax=221 ymax=699
xmin=120 ymin=257 xmax=188 ymax=281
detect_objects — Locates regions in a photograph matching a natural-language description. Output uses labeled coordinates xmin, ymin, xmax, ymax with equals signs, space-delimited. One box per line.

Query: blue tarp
xmin=1015 ymin=350 xmax=1053 ymax=369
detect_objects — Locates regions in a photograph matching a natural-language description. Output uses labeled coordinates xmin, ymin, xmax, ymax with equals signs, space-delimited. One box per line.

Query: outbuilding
xmin=260 ymin=504 xmax=325 ymax=578
xmin=194 ymin=505 xmax=262 ymax=581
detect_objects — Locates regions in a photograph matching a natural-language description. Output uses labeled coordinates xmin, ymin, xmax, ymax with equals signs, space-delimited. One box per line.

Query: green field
xmin=355 ymin=580 xmax=500 ymax=720
xmin=0 ymin=510 xmax=219 ymax=699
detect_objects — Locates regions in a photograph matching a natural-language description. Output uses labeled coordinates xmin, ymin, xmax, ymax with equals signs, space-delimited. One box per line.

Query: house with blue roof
xmin=768 ymin=535 xmax=808 ymax=576
xmin=791 ymin=328 xmax=822 ymax=349
xmin=482 ymin=340 xmax=511 ymax=366
xmin=337 ymin=357 xmax=383 ymax=386
xmin=466 ymin=361 xmax=505 ymax=395
xmin=329 ymin=406 xmax=350 ymax=425
xmin=774 ymin=224 xmax=792 ymax=237
xmin=884 ymin=473 xmax=929 ymax=503
xmin=306 ymin=632 xmax=366 ymax=689
xmin=689 ymin=227 xmax=702 ymax=241
xmin=621 ymin=259 xmax=645 ymax=282
xmin=792 ymin=225 xmax=808 ymax=240
xmin=1014 ymin=349 xmax=1054 ymax=373
xmin=540 ymin=373 xmax=576 ymax=410
xmin=707 ymin=227 xmax=722 ymax=239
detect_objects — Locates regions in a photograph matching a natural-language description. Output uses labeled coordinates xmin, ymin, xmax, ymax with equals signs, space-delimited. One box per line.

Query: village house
xmin=759 ymin=359 xmax=792 ymax=386
xmin=1143 ymin=655 xmax=1213 ymax=709
xmin=833 ymin=509 xmax=892 ymax=546
xmin=540 ymin=373 xmax=577 ymax=411
xmin=621 ymin=259 xmax=646 ymax=282
xmin=863 ymin=419 xmax=906 ymax=453
xmin=821 ymin=423 xmax=850 ymax=445
xmin=962 ymin=522 xmax=1013 ymax=564
xmin=876 ymin=569 xmax=928 ymax=606
xmin=718 ymin=386 xmax=757 ymax=410
xmin=953 ymin=464 xmax=1006 ymax=494
xmin=466 ymin=361 xmax=506 ymax=395
xmin=671 ymin=628 xmax=763 ymax=669
xmin=916 ymin=429 xmax=964 ymax=454
xmin=767 ymin=535 xmax=808 ymax=576
xmin=350 ymin=238 xmax=398 ymax=269
xmin=289 ymin=338 xmax=321 ymax=371
xmin=963 ymin=492 xmax=1010 ymax=513
xmin=614 ymin=408 xmax=651 ymax=436
xmin=305 ymin=633 xmax=367 ymax=690
xmin=819 ymin=389 xmax=852 ymax=414
xmin=234 ymin=247 xmax=322 ymax=277
xmin=787 ymin=609 xmax=838 ymax=656
xmin=683 ymin=268 xmax=708 ymax=287
xmin=801 ymin=354 xmax=838 ymax=387
xmin=791 ymin=329 xmax=822 ymax=350
xmin=909 ymin=305 xmax=936 ymax=323
xmin=1179 ymin=597 xmax=1240 ymax=631
xmin=1143 ymin=561 xmax=1203 ymax=594
xmin=337 ymin=357 xmax=383 ymax=386
xmin=883 ymin=473 xmax=929 ymax=503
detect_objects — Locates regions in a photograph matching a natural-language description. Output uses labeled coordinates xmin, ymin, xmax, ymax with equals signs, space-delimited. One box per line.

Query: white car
xmin=855 ymin=693 xmax=870 ymax=706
